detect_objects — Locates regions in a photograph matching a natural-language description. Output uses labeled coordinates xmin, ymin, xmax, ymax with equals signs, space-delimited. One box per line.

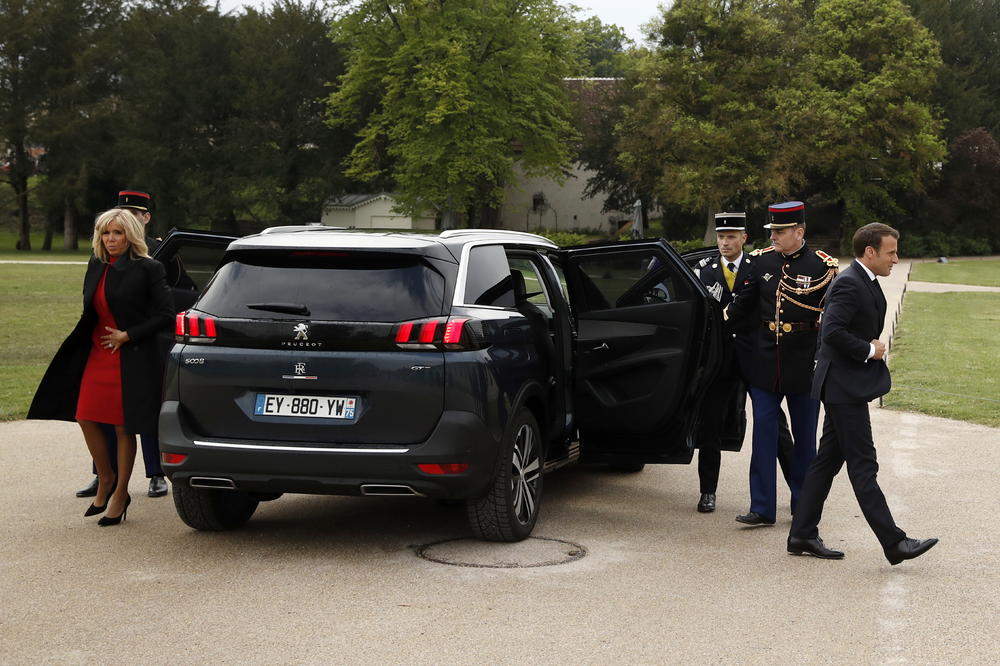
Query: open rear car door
xmin=556 ymin=240 xmax=724 ymax=465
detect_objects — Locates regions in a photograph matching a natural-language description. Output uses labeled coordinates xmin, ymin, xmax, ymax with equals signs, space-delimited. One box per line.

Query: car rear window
xmin=196 ymin=250 xmax=447 ymax=322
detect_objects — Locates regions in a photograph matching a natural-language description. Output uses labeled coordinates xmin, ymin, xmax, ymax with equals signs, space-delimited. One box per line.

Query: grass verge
xmin=908 ymin=259 xmax=1000 ymax=288
xmin=883 ymin=292 xmax=1000 ymax=428
xmin=0 ymin=264 xmax=85 ymax=420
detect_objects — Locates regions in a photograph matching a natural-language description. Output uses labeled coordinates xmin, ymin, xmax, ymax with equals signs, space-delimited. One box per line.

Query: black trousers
xmin=789 ymin=401 xmax=906 ymax=549
xmin=697 ymin=381 xmax=794 ymax=494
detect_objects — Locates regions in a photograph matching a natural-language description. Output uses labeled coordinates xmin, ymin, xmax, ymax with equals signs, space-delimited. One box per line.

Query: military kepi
xmin=117 ymin=189 xmax=153 ymax=212
xmin=714 ymin=211 xmax=746 ymax=231
xmin=764 ymin=201 xmax=804 ymax=228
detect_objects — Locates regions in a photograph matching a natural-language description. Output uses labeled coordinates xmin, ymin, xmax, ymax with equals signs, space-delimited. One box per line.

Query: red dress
xmin=75 ymin=258 xmax=124 ymax=424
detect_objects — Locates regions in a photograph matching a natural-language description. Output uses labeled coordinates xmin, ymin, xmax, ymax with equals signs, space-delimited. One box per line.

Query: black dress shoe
xmin=884 ymin=537 xmax=939 ymax=566
xmin=76 ymin=476 xmax=99 ymax=498
xmin=735 ymin=511 xmax=775 ymax=526
xmin=787 ymin=536 xmax=845 ymax=559
xmin=697 ymin=493 xmax=716 ymax=513
xmin=148 ymin=475 xmax=168 ymax=498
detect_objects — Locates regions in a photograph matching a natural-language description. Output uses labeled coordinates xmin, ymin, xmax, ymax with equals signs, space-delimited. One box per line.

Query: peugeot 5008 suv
xmin=157 ymin=227 xmax=724 ymax=541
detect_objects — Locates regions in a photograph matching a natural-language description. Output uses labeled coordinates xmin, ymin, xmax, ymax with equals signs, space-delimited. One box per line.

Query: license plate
xmin=254 ymin=393 xmax=358 ymax=419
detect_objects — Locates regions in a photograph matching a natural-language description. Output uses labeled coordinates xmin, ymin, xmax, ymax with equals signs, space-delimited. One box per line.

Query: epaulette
xmin=815 ymin=250 xmax=838 ymax=267
xmin=750 ymin=246 xmax=774 ymax=256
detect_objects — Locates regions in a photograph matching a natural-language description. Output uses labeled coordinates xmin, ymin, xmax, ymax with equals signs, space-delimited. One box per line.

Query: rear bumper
xmin=158 ymin=401 xmax=499 ymax=498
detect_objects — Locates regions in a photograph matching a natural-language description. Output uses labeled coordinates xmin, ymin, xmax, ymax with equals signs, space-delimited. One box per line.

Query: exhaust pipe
xmin=360 ymin=484 xmax=421 ymax=497
xmin=189 ymin=477 xmax=236 ymax=490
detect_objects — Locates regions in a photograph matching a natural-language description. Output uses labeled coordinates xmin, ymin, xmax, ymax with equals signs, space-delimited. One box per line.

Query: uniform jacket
xmin=28 ymin=253 xmax=174 ymax=434
xmin=728 ymin=242 xmax=838 ymax=394
xmin=811 ymin=261 xmax=891 ymax=404
xmin=698 ymin=253 xmax=754 ymax=380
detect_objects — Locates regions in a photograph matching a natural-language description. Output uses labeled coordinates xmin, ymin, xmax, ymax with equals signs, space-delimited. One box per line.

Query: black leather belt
xmin=763 ymin=320 xmax=818 ymax=333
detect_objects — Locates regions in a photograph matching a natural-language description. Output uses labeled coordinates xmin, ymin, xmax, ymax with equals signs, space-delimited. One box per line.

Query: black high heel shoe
xmin=84 ymin=477 xmax=118 ymax=517
xmin=98 ymin=494 xmax=131 ymax=527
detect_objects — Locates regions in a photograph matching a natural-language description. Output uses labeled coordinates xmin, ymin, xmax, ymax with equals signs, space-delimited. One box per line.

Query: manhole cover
xmin=415 ymin=536 xmax=587 ymax=568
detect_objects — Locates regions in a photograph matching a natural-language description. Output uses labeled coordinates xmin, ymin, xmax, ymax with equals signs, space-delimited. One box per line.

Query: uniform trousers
xmin=748 ymin=387 xmax=819 ymax=521
xmin=92 ymin=423 xmax=163 ymax=478
xmin=790 ymin=402 xmax=907 ymax=549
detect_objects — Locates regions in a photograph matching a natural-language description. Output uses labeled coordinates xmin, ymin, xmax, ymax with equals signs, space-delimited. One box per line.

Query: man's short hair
xmin=853 ymin=223 xmax=899 ymax=258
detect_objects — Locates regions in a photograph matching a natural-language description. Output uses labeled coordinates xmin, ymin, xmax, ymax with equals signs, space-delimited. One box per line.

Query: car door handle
xmin=590 ymin=342 xmax=609 ymax=352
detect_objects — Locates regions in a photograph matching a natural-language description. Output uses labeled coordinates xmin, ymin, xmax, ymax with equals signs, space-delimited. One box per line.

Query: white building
xmin=321 ymin=193 xmax=436 ymax=230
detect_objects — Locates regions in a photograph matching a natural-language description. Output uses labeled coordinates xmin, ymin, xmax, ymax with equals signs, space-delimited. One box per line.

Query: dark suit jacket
xmin=698 ymin=254 xmax=754 ymax=379
xmin=28 ymin=253 xmax=174 ymax=433
xmin=811 ymin=261 xmax=891 ymax=404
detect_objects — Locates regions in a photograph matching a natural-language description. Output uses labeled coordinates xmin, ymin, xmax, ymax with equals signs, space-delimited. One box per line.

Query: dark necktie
xmin=727 ymin=262 xmax=736 ymax=273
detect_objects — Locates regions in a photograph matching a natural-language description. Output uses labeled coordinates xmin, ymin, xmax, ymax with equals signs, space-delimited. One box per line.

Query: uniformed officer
xmin=76 ymin=190 xmax=169 ymax=499
xmin=726 ymin=201 xmax=838 ymax=525
xmin=694 ymin=212 xmax=795 ymax=513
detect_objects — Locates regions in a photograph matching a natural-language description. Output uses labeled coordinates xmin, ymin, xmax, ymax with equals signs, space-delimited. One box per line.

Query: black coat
xmin=728 ymin=242 xmax=838 ymax=394
xmin=811 ymin=261 xmax=891 ymax=404
xmin=697 ymin=253 xmax=755 ymax=381
xmin=28 ymin=253 xmax=174 ymax=434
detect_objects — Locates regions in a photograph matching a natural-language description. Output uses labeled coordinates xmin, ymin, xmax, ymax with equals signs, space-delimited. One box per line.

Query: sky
xmin=215 ymin=1 xmax=664 ymax=44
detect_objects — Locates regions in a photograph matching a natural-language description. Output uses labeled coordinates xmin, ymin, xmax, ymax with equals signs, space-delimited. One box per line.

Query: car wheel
xmin=467 ymin=408 xmax=543 ymax=542
xmin=607 ymin=462 xmax=645 ymax=473
xmin=172 ymin=482 xmax=258 ymax=531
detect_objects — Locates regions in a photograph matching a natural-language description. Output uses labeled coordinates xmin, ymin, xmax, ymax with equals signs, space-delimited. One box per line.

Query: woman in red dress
xmin=29 ymin=208 xmax=174 ymax=525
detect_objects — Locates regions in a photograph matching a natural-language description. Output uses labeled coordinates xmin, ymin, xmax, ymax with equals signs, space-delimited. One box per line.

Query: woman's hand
xmin=101 ymin=326 xmax=130 ymax=353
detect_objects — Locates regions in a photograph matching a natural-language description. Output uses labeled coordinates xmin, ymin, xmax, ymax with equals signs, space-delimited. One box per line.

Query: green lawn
xmin=883 ymin=292 xmax=1000 ymax=428
xmin=908 ymin=259 xmax=1000 ymax=288
xmin=0 ymin=230 xmax=92 ymax=261
xmin=0 ymin=264 xmax=86 ymax=420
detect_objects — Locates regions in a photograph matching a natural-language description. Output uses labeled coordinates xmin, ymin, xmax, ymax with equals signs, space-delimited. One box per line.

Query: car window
xmin=508 ymin=255 xmax=553 ymax=316
xmin=464 ymin=245 xmax=515 ymax=307
xmin=196 ymin=251 xmax=446 ymax=322
xmin=162 ymin=241 xmax=227 ymax=291
xmin=570 ymin=249 xmax=690 ymax=313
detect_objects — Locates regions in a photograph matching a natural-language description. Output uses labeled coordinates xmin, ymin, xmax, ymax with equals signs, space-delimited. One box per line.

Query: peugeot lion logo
xmin=293 ymin=323 xmax=309 ymax=340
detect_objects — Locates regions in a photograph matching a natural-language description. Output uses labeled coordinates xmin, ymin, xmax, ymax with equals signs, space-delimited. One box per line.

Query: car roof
xmin=229 ymin=227 xmax=557 ymax=261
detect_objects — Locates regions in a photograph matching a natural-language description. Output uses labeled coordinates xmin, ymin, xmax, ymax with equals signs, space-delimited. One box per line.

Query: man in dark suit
xmin=787 ymin=223 xmax=938 ymax=565
xmin=695 ymin=212 xmax=794 ymax=513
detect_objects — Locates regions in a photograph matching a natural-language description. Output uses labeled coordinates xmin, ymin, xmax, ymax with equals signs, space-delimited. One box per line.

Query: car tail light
xmin=161 ymin=452 xmax=187 ymax=464
xmin=394 ymin=317 xmax=481 ymax=350
xmin=417 ymin=463 xmax=470 ymax=475
xmin=176 ymin=311 xmax=218 ymax=344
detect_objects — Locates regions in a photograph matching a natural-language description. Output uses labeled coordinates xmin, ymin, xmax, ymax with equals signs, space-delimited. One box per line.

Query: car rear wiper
xmin=246 ymin=302 xmax=311 ymax=316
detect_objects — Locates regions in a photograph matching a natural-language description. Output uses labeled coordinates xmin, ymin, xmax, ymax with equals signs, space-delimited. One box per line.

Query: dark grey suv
xmin=156 ymin=228 xmax=725 ymax=541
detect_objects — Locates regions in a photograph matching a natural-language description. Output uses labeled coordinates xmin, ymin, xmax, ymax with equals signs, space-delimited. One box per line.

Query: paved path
xmin=907 ymin=280 xmax=1000 ymax=293
xmin=1 ymin=411 xmax=997 ymax=664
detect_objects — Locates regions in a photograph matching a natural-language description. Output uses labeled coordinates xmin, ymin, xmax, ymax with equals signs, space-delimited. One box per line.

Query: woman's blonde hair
xmin=92 ymin=208 xmax=149 ymax=262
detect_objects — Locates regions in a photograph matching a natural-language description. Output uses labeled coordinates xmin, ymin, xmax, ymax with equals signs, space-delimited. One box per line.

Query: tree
xmin=0 ymin=0 xmax=71 ymax=250
xmin=572 ymin=16 xmax=634 ymax=78
xmin=615 ymin=0 xmax=809 ymax=243
xmin=787 ymin=0 xmax=946 ymax=245
xmin=33 ymin=0 xmax=123 ymax=250
xmin=225 ymin=1 xmax=351 ymax=226
xmin=326 ymin=0 xmax=579 ymax=228
xmin=905 ymin=0 xmax=1000 ymax=141
xmin=112 ymin=0 xmax=240 ymax=235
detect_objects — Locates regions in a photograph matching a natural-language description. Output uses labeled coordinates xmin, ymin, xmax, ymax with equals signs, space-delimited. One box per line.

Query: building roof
xmin=324 ymin=193 xmax=396 ymax=210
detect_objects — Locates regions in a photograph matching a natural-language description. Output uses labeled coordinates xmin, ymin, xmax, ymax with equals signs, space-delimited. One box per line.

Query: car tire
xmin=172 ymin=482 xmax=259 ymax=531
xmin=467 ymin=407 xmax=543 ymax=542
xmin=607 ymin=462 xmax=646 ymax=473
